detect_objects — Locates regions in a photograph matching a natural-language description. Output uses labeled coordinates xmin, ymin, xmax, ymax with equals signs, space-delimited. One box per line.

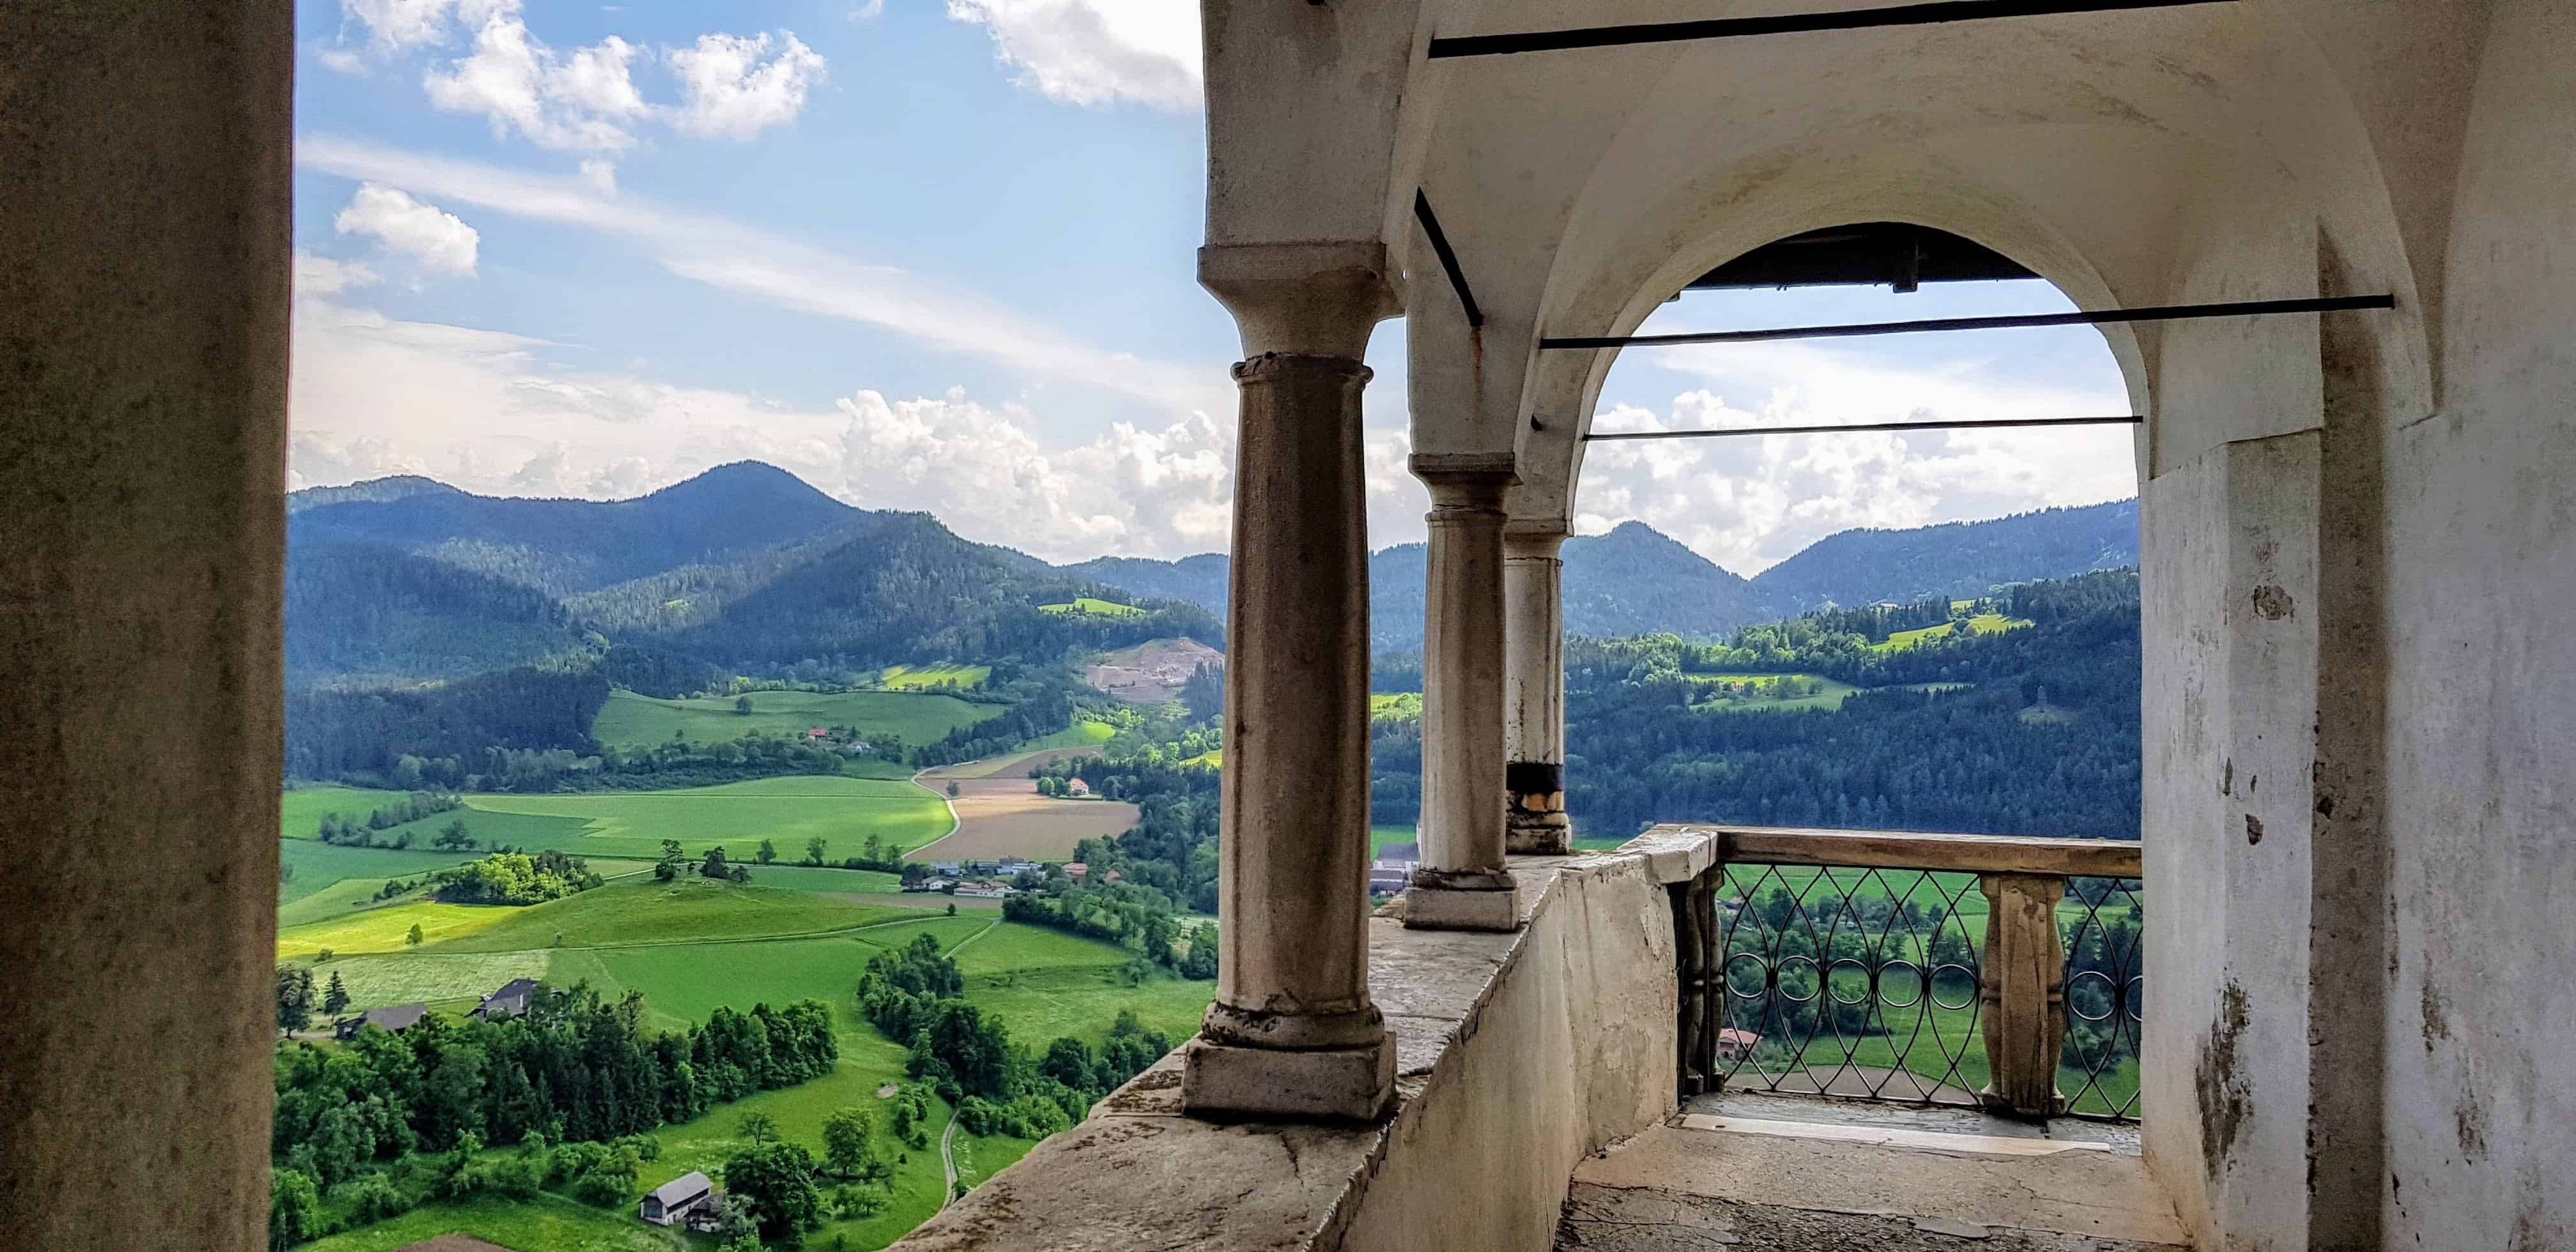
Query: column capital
xmin=1504 ymin=527 xmax=1568 ymax=560
xmin=1199 ymin=241 xmax=1401 ymax=358
xmin=1409 ymin=454 xmax=1517 ymax=511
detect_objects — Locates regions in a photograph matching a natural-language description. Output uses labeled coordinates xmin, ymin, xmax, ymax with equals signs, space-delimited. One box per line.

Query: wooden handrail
xmin=1699 ymin=825 xmax=2142 ymax=879
xmin=1650 ymin=822 xmax=2141 ymax=1120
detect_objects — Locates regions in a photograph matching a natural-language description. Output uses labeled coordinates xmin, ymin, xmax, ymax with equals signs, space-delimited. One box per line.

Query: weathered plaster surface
xmin=0 ymin=3 xmax=290 ymax=1246
xmin=2379 ymin=3 xmax=2576 ymax=1246
xmin=892 ymin=840 xmax=1699 ymax=1251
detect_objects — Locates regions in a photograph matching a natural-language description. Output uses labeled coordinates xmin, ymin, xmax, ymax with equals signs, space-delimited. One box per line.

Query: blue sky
xmin=288 ymin=0 xmax=2135 ymax=572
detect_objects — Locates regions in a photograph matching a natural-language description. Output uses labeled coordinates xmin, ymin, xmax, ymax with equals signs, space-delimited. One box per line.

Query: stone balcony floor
xmin=1556 ymin=1093 xmax=2187 ymax=1251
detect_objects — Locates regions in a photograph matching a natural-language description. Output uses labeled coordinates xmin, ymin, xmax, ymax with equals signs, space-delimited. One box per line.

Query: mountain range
xmin=285 ymin=462 xmax=2137 ymax=683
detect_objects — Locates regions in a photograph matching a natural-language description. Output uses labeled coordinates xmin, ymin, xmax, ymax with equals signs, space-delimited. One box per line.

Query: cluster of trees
xmin=275 ymin=966 xmax=352 ymax=1034
xmin=1029 ymin=752 xmax=1222 ymax=914
xmin=269 ymin=1126 xmax=671 ymax=1249
xmin=434 ymin=850 xmax=603 ymax=905
xmin=270 ymin=988 xmax=836 ymax=1211
xmin=586 ymin=732 xmax=875 ymax=790
xmin=656 ymin=840 xmax=758 ymax=884
xmin=854 ymin=937 xmax=1173 ymax=1148
xmin=311 ymin=792 xmax=463 ymax=844
xmin=999 ymin=882 xmax=1216 ymax=978
xmin=910 ymin=681 xmax=1081 ymax=768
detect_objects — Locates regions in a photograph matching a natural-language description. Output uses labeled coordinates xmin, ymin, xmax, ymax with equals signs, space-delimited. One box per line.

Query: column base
xmin=1506 ymin=814 xmax=1572 ymax=855
xmin=1404 ymin=876 xmax=1523 ymax=932
xmin=1180 ymin=1033 xmax=1396 ymax=1122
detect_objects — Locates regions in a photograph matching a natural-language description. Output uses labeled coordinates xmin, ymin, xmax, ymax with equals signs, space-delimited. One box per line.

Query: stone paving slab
xmin=1557 ymin=1182 xmax=2189 ymax=1251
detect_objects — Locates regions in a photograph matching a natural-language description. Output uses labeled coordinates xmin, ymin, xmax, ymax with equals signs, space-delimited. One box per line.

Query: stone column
xmin=1181 ymin=243 xmax=1397 ymax=1122
xmin=0 ymin=3 xmax=291 ymax=1246
xmin=1504 ymin=530 xmax=1571 ymax=854
xmin=1406 ymin=464 xmax=1523 ymax=931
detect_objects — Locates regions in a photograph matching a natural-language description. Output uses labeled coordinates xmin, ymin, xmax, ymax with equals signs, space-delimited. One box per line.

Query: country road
xmin=939 ymin=1108 xmax=962 ymax=1206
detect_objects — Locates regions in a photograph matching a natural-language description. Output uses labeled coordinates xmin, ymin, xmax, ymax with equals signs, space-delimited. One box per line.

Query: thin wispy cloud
xmin=296 ymin=135 xmax=1225 ymax=414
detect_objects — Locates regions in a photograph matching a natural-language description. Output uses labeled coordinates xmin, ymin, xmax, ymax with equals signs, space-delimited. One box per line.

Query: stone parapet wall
xmin=890 ymin=830 xmax=1717 ymax=1251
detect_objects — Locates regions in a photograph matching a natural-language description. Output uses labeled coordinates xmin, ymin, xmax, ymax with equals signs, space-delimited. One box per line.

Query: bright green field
xmin=1687 ymin=671 xmax=1865 ymax=712
xmin=427 ymin=879 xmax=939 ymax=954
xmin=1876 ymin=613 xmax=2030 ymax=652
xmin=1368 ymin=692 xmax=1423 ymax=722
xmin=300 ymin=1190 xmax=686 ymax=1252
xmin=879 ymin=662 xmax=992 ymax=691
xmin=280 ymin=841 xmax=479 ymax=906
xmin=928 ymin=721 xmax=1117 ymax=779
xmin=1038 ymin=597 xmax=1143 ymax=616
xmin=378 ymin=777 xmax=954 ymax=862
xmin=709 ymin=864 xmax=903 ymax=894
xmin=592 ymin=687 xmax=1007 ymax=751
xmin=278 ymin=901 xmax=525 ymax=958
xmin=305 ymin=950 xmax=556 ymax=1014
xmin=280 ymin=786 xmax=417 ymax=841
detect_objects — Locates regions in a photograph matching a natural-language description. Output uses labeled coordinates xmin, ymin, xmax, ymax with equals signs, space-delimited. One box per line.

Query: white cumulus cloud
xmin=294 ymin=251 xmax=382 ymax=294
xmin=669 ymin=32 xmax=829 ymax=140
xmin=424 ymin=6 xmax=650 ymax=153
xmin=946 ymin=0 xmax=1201 ymax=111
xmin=334 ymin=183 xmax=482 ymax=276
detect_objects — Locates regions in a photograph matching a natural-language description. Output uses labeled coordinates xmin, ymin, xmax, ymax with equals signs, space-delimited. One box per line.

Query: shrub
xmin=341 ymin=1172 xmax=412 ymax=1225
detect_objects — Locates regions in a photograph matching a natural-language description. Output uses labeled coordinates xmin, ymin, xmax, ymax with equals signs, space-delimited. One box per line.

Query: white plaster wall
xmin=2141 ymin=432 xmax=2325 ymax=1250
xmin=2380 ymin=1 xmax=2576 ymax=1244
xmin=1343 ymin=859 xmax=1678 ymax=1252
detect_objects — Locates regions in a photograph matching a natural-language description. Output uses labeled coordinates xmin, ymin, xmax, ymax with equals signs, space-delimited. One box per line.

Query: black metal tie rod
xmin=1429 ymin=0 xmax=2237 ymax=59
xmin=1585 ymin=415 xmax=2143 ymax=441
xmin=1413 ymin=190 xmax=1485 ymax=328
xmin=1542 ymin=293 xmax=2393 ymax=350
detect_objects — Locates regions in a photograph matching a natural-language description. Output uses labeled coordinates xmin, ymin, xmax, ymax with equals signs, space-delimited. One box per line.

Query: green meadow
xmin=358 ymin=776 xmax=955 ymax=862
xmin=1685 ymin=671 xmax=1866 ymax=712
xmin=280 ymin=841 xmax=479 ymax=906
xmin=878 ymin=662 xmax=992 ymax=691
xmin=1036 ymin=597 xmax=1143 ymax=617
xmin=280 ymin=785 xmax=418 ymax=841
xmin=592 ymin=687 xmax=1007 ymax=751
xmin=300 ymin=1191 xmax=686 ymax=1252
xmin=1876 ymin=613 xmax=2030 ymax=652
xmin=430 ymin=879 xmax=926 ymax=953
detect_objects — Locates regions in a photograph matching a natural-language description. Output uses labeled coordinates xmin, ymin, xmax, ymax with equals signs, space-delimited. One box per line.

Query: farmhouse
xmin=1064 ymin=778 xmax=1090 ymax=797
xmin=806 ymin=728 xmax=830 ymax=742
xmin=334 ymin=1004 xmax=427 ymax=1041
xmin=954 ymin=882 xmax=1014 ymax=899
xmin=637 ymin=1172 xmax=713 ymax=1226
xmin=470 ymin=979 xmax=545 ymax=1021
xmin=1062 ymin=862 xmax=1087 ymax=882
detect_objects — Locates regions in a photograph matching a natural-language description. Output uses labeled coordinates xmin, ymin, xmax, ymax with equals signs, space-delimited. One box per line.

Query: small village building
xmin=470 ymin=978 xmax=544 ymax=1021
xmin=638 ymin=1172 xmax=713 ymax=1226
xmin=955 ymin=882 xmax=1014 ymax=899
xmin=1062 ymin=862 xmax=1087 ymax=882
xmin=334 ymin=1004 xmax=427 ymax=1041
xmin=806 ymin=728 xmax=830 ymax=741
xmin=1715 ymin=1028 xmax=1762 ymax=1062
xmin=1368 ymin=863 xmax=1413 ymax=896
xmin=1101 ymin=870 xmax=1124 ymax=885
xmin=1064 ymin=778 xmax=1090 ymax=797
xmin=929 ymin=861 xmax=962 ymax=877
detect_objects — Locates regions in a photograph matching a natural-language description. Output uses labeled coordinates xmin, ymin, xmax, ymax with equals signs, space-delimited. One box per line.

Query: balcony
xmin=893 ymin=825 xmax=2184 ymax=1252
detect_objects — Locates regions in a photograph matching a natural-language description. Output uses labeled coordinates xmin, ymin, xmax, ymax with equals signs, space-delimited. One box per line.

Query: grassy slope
xmin=429 ymin=879 xmax=934 ymax=953
xmin=879 ymin=662 xmax=992 ymax=691
xmin=1037 ymin=597 xmax=1143 ymax=616
xmin=280 ymin=842 xmax=478 ymax=906
xmin=1685 ymin=671 xmax=1865 ymax=712
xmin=592 ymin=688 xmax=1007 ymax=751
xmin=299 ymin=1191 xmax=686 ymax=1252
xmin=281 ymin=786 xmax=418 ymax=841
xmin=373 ymin=778 xmax=953 ymax=862
xmin=1875 ymin=613 xmax=2030 ymax=652
xmin=929 ymin=721 xmax=1116 ymax=780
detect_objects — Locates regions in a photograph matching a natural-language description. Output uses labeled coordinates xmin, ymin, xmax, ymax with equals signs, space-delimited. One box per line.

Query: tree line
xmin=269 ymin=988 xmax=836 ymax=1242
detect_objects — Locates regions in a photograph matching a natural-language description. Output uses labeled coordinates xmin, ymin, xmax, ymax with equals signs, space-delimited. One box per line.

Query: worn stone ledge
xmin=889 ymin=830 xmax=1714 ymax=1251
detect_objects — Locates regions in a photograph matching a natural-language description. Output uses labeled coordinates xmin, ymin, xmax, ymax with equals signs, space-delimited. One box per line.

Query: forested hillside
xmin=1749 ymin=499 xmax=2138 ymax=613
xmin=286 ymin=544 xmax=595 ymax=683
xmin=1558 ymin=571 xmax=2140 ymax=840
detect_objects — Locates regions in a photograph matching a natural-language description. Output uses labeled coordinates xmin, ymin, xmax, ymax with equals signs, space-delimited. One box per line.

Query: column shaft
xmin=1181 ymin=351 xmax=1393 ymax=1120
xmin=1406 ymin=472 xmax=1521 ymax=932
xmin=1504 ymin=533 xmax=1570 ymax=854
xmin=0 ymin=3 xmax=291 ymax=1244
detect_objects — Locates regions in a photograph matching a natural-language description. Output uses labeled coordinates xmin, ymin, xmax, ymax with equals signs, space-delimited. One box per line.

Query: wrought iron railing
xmin=1667 ymin=826 xmax=2143 ymax=1122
